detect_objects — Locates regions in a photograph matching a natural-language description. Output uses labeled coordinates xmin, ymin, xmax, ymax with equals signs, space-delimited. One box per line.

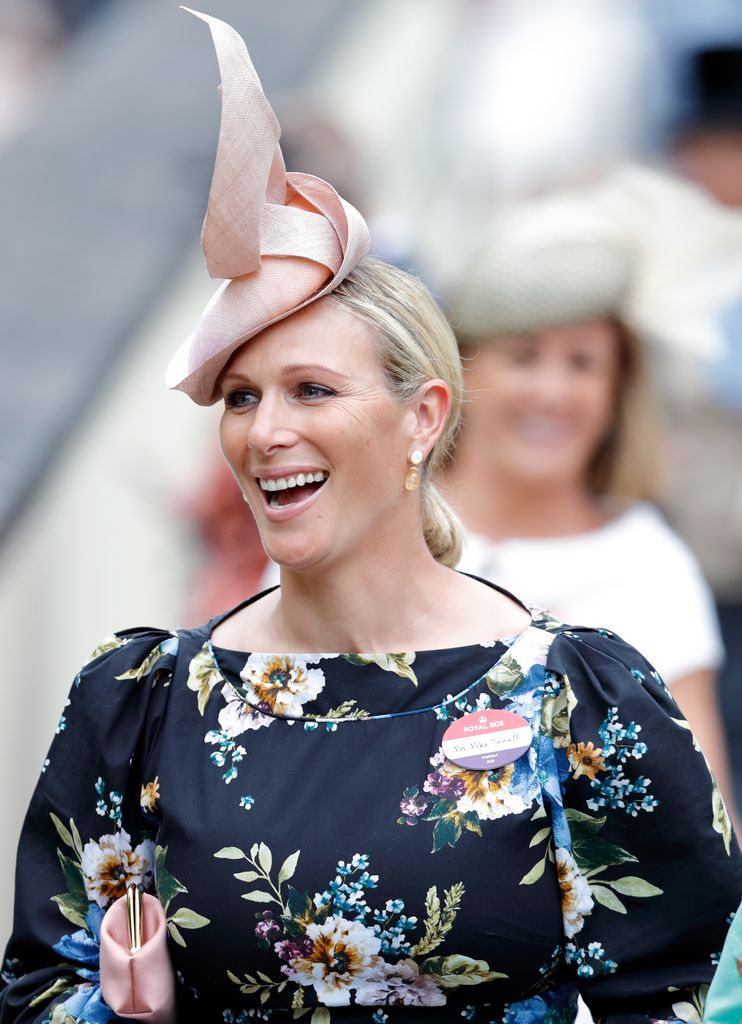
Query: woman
xmin=1 ymin=12 xmax=739 ymax=1024
xmin=444 ymin=201 xmax=737 ymax=825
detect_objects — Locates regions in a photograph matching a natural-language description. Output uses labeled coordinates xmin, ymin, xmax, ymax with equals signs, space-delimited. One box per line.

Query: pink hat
xmin=166 ymin=9 xmax=370 ymax=405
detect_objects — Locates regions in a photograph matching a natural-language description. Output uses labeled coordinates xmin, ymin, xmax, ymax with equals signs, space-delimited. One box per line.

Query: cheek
xmin=581 ymin=379 xmax=616 ymax=438
xmin=219 ymin=416 xmax=242 ymax=473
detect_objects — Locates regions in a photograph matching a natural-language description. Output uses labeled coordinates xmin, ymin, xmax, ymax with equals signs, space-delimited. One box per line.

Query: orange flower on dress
xmin=140 ymin=777 xmax=161 ymax=812
xmin=567 ymin=741 xmax=607 ymax=781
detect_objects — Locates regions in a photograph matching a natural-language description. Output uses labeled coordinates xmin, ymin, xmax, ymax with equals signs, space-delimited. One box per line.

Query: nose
xmin=247 ymin=393 xmax=297 ymax=456
xmin=527 ymin=359 xmax=575 ymax=409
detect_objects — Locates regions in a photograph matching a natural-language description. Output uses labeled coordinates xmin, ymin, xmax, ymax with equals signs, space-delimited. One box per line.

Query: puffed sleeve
xmin=541 ymin=627 xmax=742 ymax=1023
xmin=0 ymin=626 xmax=179 ymax=1023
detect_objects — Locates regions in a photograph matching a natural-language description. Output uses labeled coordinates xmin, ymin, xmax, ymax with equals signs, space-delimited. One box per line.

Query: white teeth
xmin=258 ymin=472 xmax=327 ymax=492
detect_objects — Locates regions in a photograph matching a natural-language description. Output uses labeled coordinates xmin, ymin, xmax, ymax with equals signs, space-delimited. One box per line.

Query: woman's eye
xmin=298 ymin=383 xmax=334 ymax=400
xmin=224 ymin=389 xmax=258 ymax=409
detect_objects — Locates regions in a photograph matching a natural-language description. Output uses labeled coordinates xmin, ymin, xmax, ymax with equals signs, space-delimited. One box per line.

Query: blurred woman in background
xmin=444 ymin=196 xmax=737 ymax=824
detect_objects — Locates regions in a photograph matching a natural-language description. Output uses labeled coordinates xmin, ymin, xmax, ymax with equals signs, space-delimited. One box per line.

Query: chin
xmin=261 ymin=535 xmax=331 ymax=575
xmin=503 ymin=452 xmax=586 ymax=487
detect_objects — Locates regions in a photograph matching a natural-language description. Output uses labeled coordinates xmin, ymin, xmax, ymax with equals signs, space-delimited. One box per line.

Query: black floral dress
xmin=1 ymin=582 xmax=740 ymax=1024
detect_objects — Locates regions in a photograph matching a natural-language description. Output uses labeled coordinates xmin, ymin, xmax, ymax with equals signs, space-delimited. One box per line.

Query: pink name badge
xmin=442 ymin=709 xmax=532 ymax=771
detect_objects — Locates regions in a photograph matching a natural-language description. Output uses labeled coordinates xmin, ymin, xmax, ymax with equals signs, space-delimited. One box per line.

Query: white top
xmin=457 ymin=501 xmax=724 ymax=685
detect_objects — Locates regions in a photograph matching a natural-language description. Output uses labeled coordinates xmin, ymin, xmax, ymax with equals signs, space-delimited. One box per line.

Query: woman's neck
xmin=274 ymin=551 xmax=453 ymax=652
xmin=213 ymin=520 xmax=530 ymax=654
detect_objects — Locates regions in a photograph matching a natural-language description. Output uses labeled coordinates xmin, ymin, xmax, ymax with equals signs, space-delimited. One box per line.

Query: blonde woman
xmin=1 ymin=13 xmax=739 ymax=1024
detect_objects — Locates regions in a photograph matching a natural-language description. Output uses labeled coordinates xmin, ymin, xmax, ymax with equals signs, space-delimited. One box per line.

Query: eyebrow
xmin=220 ymin=363 xmax=352 ymax=386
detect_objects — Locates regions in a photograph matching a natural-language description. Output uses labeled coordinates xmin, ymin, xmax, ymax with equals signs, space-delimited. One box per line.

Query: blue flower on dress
xmin=51 ymin=904 xmax=117 ymax=1023
xmin=584 ymin=707 xmax=659 ymax=816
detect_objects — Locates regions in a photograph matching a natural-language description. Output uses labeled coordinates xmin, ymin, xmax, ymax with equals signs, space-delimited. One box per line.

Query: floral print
xmin=1 ymin=591 xmax=740 ymax=1024
xmin=80 ymin=826 xmax=153 ymax=908
xmin=216 ymin=843 xmax=504 ymax=1011
xmin=554 ymin=849 xmax=593 ymax=939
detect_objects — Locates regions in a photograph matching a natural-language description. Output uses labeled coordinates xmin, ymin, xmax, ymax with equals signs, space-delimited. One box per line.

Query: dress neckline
xmin=205 ymin=574 xmax=536 ymax=660
xmin=200 ymin=578 xmax=546 ymax=724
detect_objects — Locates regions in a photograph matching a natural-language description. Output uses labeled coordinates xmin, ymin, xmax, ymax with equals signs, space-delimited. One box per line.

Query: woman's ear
xmin=410 ymin=379 xmax=452 ymax=455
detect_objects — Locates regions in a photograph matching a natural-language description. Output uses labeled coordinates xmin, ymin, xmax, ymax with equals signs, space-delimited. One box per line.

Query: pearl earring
xmin=404 ymin=450 xmax=423 ymax=491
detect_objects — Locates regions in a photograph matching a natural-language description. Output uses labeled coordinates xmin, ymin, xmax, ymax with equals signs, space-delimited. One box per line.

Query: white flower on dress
xmin=441 ymin=761 xmax=528 ymax=821
xmin=355 ymin=958 xmax=446 ymax=1007
xmin=555 ymin=847 xmax=594 ymax=938
xmin=218 ymin=684 xmax=273 ymax=737
xmin=239 ymin=654 xmax=327 ymax=718
xmin=283 ymin=915 xmax=381 ymax=1006
xmin=81 ymin=828 xmax=154 ymax=908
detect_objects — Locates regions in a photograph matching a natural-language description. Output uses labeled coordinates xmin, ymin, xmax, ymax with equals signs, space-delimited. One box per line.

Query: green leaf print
xmin=155 ymin=845 xmax=188 ymax=909
xmin=411 ymin=883 xmax=465 ymax=956
xmin=49 ymin=814 xmax=76 ymax=854
xmin=56 ymin=852 xmax=87 ymax=906
xmin=155 ymin=845 xmax=209 ymax=943
xmin=310 ymin=1010 xmax=331 ymax=1024
xmin=29 ymin=978 xmax=76 ymax=1009
xmin=529 ymin=827 xmax=552 ymax=848
xmin=540 ymin=677 xmax=577 ymax=745
xmin=215 ymin=846 xmax=248 ymax=859
xmin=520 ymin=807 xmax=553 ymax=885
xmin=187 ymin=644 xmax=224 ymax=715
xmin=712 ymin=778 xmax=733 ymax=855
xmin=258 ymin=842 xmax=273 ymax=874
xmin=591 ymin=884 xmax=627 ymax=914
xmin=432 ymin=814 xmax=462 ymax=852
xmin=168 ymin=908 xmax=211 ymax=929
xmin=50 ymin=894 xmax=87 ymax=930
xmin=115 ymin=641 xmax=173 ymax=683
xmin=519 ymin=858 xmax=547 ymax=885
xmin=241 ymin=890 xmax=276 ymax=904
xmin=342 ymin=652 xmax=418 ymax=685
xmin=234 ymin=870 xmax=261 ymax=882
xmin=608 ymin=876 xmax=663 ymax=898
xmin=566 ymin=809 xmax=637 ymax=873
xmin=85 ymin=635 xmax=127 ymax=664
xmin=571 ymin=833 xmax=638 ymax=873
xmin=485 ymin=654 xmax=524 ymax=697
xmin=420 ymin=953 xmax=507 ymax=989
xmin=278 ymin=850 xmax=301 ymax=884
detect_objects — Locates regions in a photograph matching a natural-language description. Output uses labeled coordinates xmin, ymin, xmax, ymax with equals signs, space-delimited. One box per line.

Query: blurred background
xmin=1 ymin=0 xmax=742 ymax=944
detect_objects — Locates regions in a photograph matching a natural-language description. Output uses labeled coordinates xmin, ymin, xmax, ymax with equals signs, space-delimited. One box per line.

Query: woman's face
xmin=218 ymin=298 xmax=422 ymax=573
xmin=461 ymin=318 xmax=621 ymax=489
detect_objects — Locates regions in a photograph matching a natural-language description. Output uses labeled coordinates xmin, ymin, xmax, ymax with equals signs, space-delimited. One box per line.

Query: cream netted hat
xmin=448 ymin=166 xmax=742 ymax=358
xmin=448 ymin=196 xmax=633 ymax=340
xmin=166 ymin=9 xmax=370 ymax=405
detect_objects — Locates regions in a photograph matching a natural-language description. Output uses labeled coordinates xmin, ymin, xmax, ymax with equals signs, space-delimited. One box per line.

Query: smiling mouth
xmin=257 ymin=471 xmax=328 ymax=509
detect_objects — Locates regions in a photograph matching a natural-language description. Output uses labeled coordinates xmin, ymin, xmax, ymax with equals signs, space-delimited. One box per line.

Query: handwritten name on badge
xmin=442 ymin=709 xmax=532 ymax=771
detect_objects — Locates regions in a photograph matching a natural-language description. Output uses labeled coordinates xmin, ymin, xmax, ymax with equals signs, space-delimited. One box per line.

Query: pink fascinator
xmin=166 ymin=8 xmax=370 ymax=405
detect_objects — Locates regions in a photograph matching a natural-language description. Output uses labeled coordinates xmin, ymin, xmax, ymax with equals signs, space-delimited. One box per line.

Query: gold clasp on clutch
xmin=126 ymin=883 xmax=143 ymax=953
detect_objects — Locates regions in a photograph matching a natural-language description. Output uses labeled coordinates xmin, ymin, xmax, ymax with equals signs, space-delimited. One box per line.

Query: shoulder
xmin=545 ymin=624 xmax=667 ymax=698
xmin=546 ymin=622 xmax=658 ymax=673
xmin=77 ymin=625 xmax=182 ymax=688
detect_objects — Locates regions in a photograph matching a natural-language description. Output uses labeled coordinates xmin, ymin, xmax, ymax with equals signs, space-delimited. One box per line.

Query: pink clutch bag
xmin=99 ymin=885 xmax=176 ymax=1023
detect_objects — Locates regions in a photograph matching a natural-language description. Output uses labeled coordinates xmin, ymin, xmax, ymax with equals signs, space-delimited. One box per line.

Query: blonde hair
xmin=588 ymin=319 xmax=661 ymax=501
xmin=331 ymin=258 xmax=464 ymax=566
